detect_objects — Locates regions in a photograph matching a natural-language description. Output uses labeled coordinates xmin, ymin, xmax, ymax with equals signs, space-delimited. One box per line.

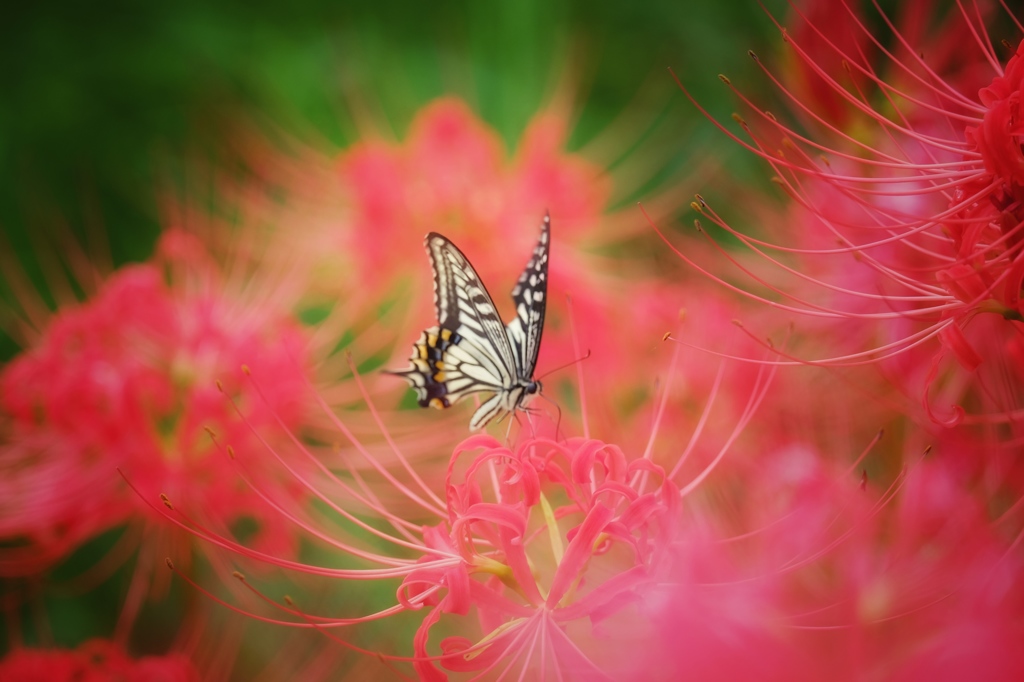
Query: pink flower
xmin=338 ymin=98 xmax=610 ymax=293
xmin=319 ymin=97 xmax=713 ymax=431
xmin=406 ymin=434 xmax=681 ymax=679
xmin=669 ymin=1 xmax=1024 ymax=425
xmin=0 ymin=230 xmax=314 ymax=580
xmin=0 ymin=640 xmax=199 ymax=682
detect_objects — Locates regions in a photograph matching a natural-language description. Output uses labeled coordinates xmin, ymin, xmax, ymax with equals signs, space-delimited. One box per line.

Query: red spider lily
xmin=667 ymin=0 xmax=1024 ymax=426
xmin=0 ymin=639 xmax=199 ymax=682
xmin=398 ymin=434 xmax=682 ymax=680
xmin=147 ymin=411 xmax=685 ymax=678
xmin=0 ymin=228 xmax=316 ymax=610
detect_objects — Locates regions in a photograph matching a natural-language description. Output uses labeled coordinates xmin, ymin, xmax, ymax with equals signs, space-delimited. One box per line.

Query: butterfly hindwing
xmin=392 ymin=326 xmax=506 ymax=410
xmin=391 ymin=214 xmax=550 ymax=430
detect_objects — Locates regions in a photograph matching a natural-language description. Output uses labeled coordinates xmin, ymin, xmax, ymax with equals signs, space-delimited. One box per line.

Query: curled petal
xmin=413 ymin=607 xmax=447 ymax=682
xmin=547 ymin=503 xmax=615 ymax=607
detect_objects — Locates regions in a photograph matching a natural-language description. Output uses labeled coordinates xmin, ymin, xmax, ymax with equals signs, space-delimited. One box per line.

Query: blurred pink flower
xmin=338 ymin=98 xmax=609 ymax=290
xmin=0 ymin=229 xmax=313 ymax=585
xmin=155 ymin=94 xmax=731 ymax=477
xmin=0 ymin=639 xmax=199 ymax=682
xmin=670 ymin=1 xmax=1024 ymax=425
xmin=629 ymin=437 xmax=1024 ymax=681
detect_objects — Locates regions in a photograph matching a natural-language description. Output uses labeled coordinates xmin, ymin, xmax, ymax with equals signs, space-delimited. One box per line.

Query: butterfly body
xmin=391 ymin=213 xmax=550 ymax=431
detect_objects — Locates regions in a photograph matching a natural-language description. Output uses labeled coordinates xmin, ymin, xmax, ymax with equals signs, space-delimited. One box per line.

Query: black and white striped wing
xmin=389 ymin=234 xmax=519 ymax=414
xmin=505 ymin=212 xmax=550 ymax=379
xmin=391 ymin=325 xmax=509 ymax=410
xmin=426 ymin=233 xmax=519 ymax=384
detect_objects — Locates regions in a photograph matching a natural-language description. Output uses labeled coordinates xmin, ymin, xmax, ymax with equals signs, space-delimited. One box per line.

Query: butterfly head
xmin=521 ymin=379 xmax=542 ymax=407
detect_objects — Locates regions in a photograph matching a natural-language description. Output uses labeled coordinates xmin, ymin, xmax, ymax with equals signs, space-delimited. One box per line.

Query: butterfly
xmin=389 ymin=212 xmax=550 ymax=431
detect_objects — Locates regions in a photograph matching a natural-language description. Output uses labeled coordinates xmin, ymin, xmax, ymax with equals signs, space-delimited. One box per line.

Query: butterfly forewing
xmin=425 ymin=233 xmax=518 ymax=383
xmin=391 ymin=213 xmax=551 ymax=430
xmin=505 ymin=212 xmax=550 ymax=378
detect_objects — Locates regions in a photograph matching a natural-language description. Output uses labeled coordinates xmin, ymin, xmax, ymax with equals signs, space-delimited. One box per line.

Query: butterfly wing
xmin=390 ymin=234 xmax=519 ymax=414
xmin=425 ymin=232 xmax=519 ymax=383
xmin=505 ymin=212 xmax=550 ymax=379
xmin=390 ymin=325 xmax=508 ymax=410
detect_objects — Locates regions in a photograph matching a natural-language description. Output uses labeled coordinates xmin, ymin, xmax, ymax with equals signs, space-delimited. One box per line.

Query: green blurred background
xmin=0 ymin=0 xmax=785 ymax=667
xmin=1 ymin=0 xmax=783 ymax=274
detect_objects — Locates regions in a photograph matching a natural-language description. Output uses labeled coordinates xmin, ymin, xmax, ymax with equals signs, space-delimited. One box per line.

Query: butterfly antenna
xmin=537 ymin=349 xmax=591 ymax=382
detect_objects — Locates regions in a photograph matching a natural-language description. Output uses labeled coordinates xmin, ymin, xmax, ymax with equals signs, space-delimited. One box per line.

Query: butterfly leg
xmin=505 ymin=410 xmax=518 ymax=445
xmin=519 ymin=406 xmax=542 ymax=440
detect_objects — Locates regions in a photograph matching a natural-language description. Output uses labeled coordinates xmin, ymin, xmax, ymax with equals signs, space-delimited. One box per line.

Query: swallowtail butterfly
xmin=390 ymin=212 xmax=550 ymax=430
